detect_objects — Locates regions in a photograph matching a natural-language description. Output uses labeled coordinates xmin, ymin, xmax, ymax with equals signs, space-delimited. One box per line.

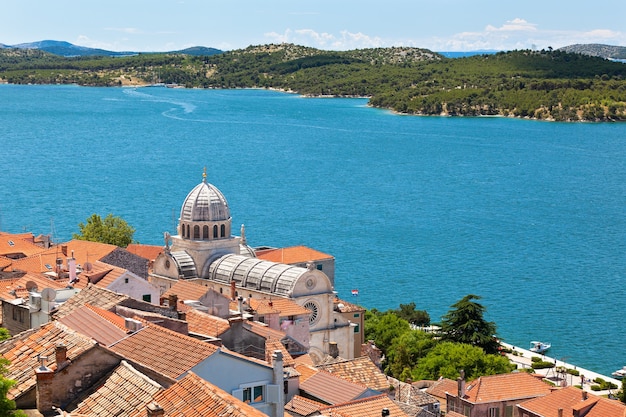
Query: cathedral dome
xmin=180 ymin=177 xmax=230 ymax=222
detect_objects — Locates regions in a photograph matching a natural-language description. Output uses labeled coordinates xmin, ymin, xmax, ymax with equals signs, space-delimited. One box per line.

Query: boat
xmin=612 ymin=366 xmax=626 ymax=379
xmin=529 ymin=341 xmax=551 ymax=354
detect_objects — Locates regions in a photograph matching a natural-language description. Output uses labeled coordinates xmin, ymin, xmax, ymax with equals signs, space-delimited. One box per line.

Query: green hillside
xmin=1 ymin=43 xmax=625 ymax=121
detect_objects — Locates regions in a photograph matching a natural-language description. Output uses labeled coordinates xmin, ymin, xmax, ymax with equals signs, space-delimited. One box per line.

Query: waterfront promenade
xmin=501 ymin=342 xmax=622 ymax=397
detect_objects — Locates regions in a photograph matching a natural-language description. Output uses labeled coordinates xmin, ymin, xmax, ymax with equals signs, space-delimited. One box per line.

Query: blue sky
xmin=2 ymin=0 xmax=625 ymax=52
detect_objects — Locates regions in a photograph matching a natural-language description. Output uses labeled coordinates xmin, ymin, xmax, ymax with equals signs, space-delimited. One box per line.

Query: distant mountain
xmin=558 ymin=44 xmax=626 ymax=60
xmin=3 ymin=40 xmax=222 ymax=57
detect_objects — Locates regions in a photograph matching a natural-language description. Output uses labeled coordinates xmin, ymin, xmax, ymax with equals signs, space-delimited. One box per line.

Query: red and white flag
xmin=351 ymin=289 xmax=359 ymax=296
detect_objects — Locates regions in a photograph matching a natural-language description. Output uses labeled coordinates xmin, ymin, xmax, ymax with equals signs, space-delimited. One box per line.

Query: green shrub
xmin=531 ymin=360 xmax=556 ymax=369
xmin=566 ymin=368 xmax=580 ymax=376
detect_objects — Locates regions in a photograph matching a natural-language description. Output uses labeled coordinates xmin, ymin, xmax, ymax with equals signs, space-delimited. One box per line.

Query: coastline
xmin=501 ymin=342 xmax=622 ymax=396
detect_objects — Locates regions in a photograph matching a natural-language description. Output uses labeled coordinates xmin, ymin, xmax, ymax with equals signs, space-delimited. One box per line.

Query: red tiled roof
xmin=294 ymin=363 xmax=319 ymax=382
xmin=0 ymin=321 xmax=97 ymax=400
xmin=109 ymin=322 xmax=218 ymax=379
xmin=162 ymin=280 xmax=210 ymax=303
xmin=463 ymin=372 xmax=552 ymax=403
xmin=319 ymin=394 xmax=410 ymax=417
xmin=519 ymin=386 xmax=626 ymax=417
xmin=265 ymin=338 xmax=295 ymax=368
xmin=68 ymin=360 xmax=163 ymax=416
xmin=425 ymin=377 xmax=458 ymax=399
xmin=256 ymin=245 xmax=333 ymax=264
xmin=300 ymin=370 xmax=369 ymax=404
xmin=248 ymin=297 xmax=310 ymax=317
xmin=285 ymin=394 xmax=327 ymax=416
xmin=316 ymin=356 xmax=389 ymax=391
xmin=0 ymin=271 xmax=66 ymax=300
xmin=185 ymin=308 xmax=230 ymax=337
xmin=53 ymin=284 xmax=129 ymax=319
xmin=7 ymin=239 xmax=118 ymax=274
xmin=57 ymin=304 xmax=128 ymax=346
xmin=130 ymin=371 xmax=268 ymax=417
xmin=126 ymin=244 xmax=163 ymax=261
xmin=0 ymin=233 xmax=46 ymax=258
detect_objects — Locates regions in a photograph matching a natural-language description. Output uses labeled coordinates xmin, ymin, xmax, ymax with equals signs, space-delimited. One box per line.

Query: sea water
xmin=1 ymin=84 xmax=625 ymax=376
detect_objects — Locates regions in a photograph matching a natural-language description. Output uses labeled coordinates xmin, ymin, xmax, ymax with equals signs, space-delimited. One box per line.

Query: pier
xmin=501 ymin=342 xmax=622 ymax=397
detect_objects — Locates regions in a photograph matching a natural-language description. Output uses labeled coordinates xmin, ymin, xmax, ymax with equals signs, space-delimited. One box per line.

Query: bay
xmin=1 ymin=84 xmax=625 ymax=377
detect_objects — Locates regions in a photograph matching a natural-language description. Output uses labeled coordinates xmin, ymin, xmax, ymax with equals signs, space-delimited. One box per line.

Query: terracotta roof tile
xmin=162 ymin=280 xmax=210 ymax=303
xmin=57 ymin=304 xmax=128 ymax=346
xmin=316 ymin=356 xmax=389 ymax=391
xmin=68 ymin=360 xmax=163 ymax=416
xmin=335 ymin=298 xmax=365 ymax=313
xmin=265 ymin=338 xmax=295 ymax=367
xmin=294 ymin=363 xmax=319 ymax=382
xmin=53 ymin=284 xmax=129 ymax=319
xmin=0 ymin=321 xmax=96 ymax=400
xmin=0 ymin=271 xmax=66 ymax=300
xmin=6 ymin=239 xmax=117 ymax=275
xmin=109 ymin=322 xmax=218 ymax=379
xmin=185 ymin=308 xmax=230 ymax=337
xmin=294 ymin=354 xmax=315 ymax=366
xmin=256 ymin=245 xmax=333 ymax=264
xmin=300 ymin=370 xmax=369 ymax=404
xmin=518 ymin=386 xmax=626 ymax=417
xmin=319 ymin=394 xmax=410 ymax=417
xmin=248 ymin=297 xmax=310 ymax=317
xmin=285 ymin=394 xmax=327 ymax=415
xmin=130 ymin=371 xmax=268 ymax=417
xmin=0 ymin=233 xmax=46 ymax=258
xmin=425 ymin=377 xmax=458 ymax=400
xmin=126 ymin=244 xmax=163 ymax=261
xmin=463 ymin=372 xmax=552 ymax=403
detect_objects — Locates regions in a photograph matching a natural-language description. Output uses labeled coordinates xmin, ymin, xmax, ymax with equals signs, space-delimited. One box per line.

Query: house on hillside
xmin=517 ymin=385 xmax=626 ymax=417
xmin=446 ymin=371 xmax=553 ymax=417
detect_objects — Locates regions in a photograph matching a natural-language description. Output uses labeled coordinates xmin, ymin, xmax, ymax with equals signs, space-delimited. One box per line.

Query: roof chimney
xmin=35 ymin=356 xmax=55 ymax=414
xmin=146 ymin=402 xmax=165 ymax=417
xmin=582 ymin=390 xmax=588 ymax=400
xmin=382 ymin=408 xmax=390 ymax=417
xmin=457 ymin=369 xmax=466 ymax=398
xmin=271 ymin=350 xmax=285 ymax=417
xmin=55 ymin=343 xmax=68 ymax=370
xmin=168 ymin=294 xmax=178 ymax=310
xmin=558 ymin=408 xmax=563 ymax=417
xmin=329 ymin=341 xmax=339 ymax=358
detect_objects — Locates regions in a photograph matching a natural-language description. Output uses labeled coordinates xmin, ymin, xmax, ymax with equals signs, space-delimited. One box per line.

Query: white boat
xmin=529 ymin=341 xmax=551 ymax=354
xmin=612 ymin=366 xmax=626 ymax=379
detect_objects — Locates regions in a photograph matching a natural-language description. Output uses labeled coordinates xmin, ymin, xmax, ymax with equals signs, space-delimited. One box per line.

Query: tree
xmin=0 ymin=328 xmax=10 ymax=342
xmin=412 ymin=342 xmax=514 ymax=381
xmin=0 ymin=357 xmax=25 ymax=416
xmin=385 ymin=329 xmax=436 ymax=379
xmin=73 ymin=213 xmax=136 ymax=247
xmin=439 ymin=294 xmax=500 ymax=354
xmin=394 ymin=302 xmax=430 ymax=327
xmin=364 ymin=310 xmax=411 ymax=353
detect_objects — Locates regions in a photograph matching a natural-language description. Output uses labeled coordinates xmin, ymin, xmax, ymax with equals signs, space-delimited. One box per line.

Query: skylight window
xmin=44 ymin=264 xmax=53 ymax=270
xmin=8 ymin=240 xmax=14 ymax=246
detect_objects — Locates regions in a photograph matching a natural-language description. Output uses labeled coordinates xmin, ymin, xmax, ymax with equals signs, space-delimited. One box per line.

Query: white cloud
xmin=264 ymin=28 xmax=384 ymax=50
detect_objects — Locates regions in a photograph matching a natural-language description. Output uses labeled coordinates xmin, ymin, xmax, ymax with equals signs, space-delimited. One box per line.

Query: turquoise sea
xmin=1 ymin=84 xmax=625 ymax=377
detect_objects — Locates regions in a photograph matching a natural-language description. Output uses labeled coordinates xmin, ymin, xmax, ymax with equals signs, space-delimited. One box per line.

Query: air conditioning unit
xmin=124 ymin=318 xmax=143 ymax=333
xmin=29 ymin=293 xmax=42 ymax=311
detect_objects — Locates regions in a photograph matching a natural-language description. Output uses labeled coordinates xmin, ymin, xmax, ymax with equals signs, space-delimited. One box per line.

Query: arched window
xmin=213 ymin=225 xmax=218 ymax=238
xmin=221 ymin=224 xmax=226 ymax=237
xmin=186 ymin=224 xmax=190 ymax=238
xmin=193 ymin=225 xmax=200 ymax=239
xmin=203 ymin=225 xmax=209 ymax=239
xmin=181 ymin=224 xmax=185 ymax=238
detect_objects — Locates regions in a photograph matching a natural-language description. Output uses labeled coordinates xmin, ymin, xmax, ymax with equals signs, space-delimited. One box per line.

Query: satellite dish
xmin=83 ymin=262 xmax=93 ymax=272
xmin=25 ymin=281 xmax=38 ymax=292
xmin=41 ymin=288 xmax=56 ymax=302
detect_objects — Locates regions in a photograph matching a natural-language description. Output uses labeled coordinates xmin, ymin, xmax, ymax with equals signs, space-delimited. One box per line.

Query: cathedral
xmin=149 ymin=171 xmax=356 ymax=361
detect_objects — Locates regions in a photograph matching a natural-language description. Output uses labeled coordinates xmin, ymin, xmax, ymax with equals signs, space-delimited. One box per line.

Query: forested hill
xmin=1 ymin=43 xmax=625 ymax=122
